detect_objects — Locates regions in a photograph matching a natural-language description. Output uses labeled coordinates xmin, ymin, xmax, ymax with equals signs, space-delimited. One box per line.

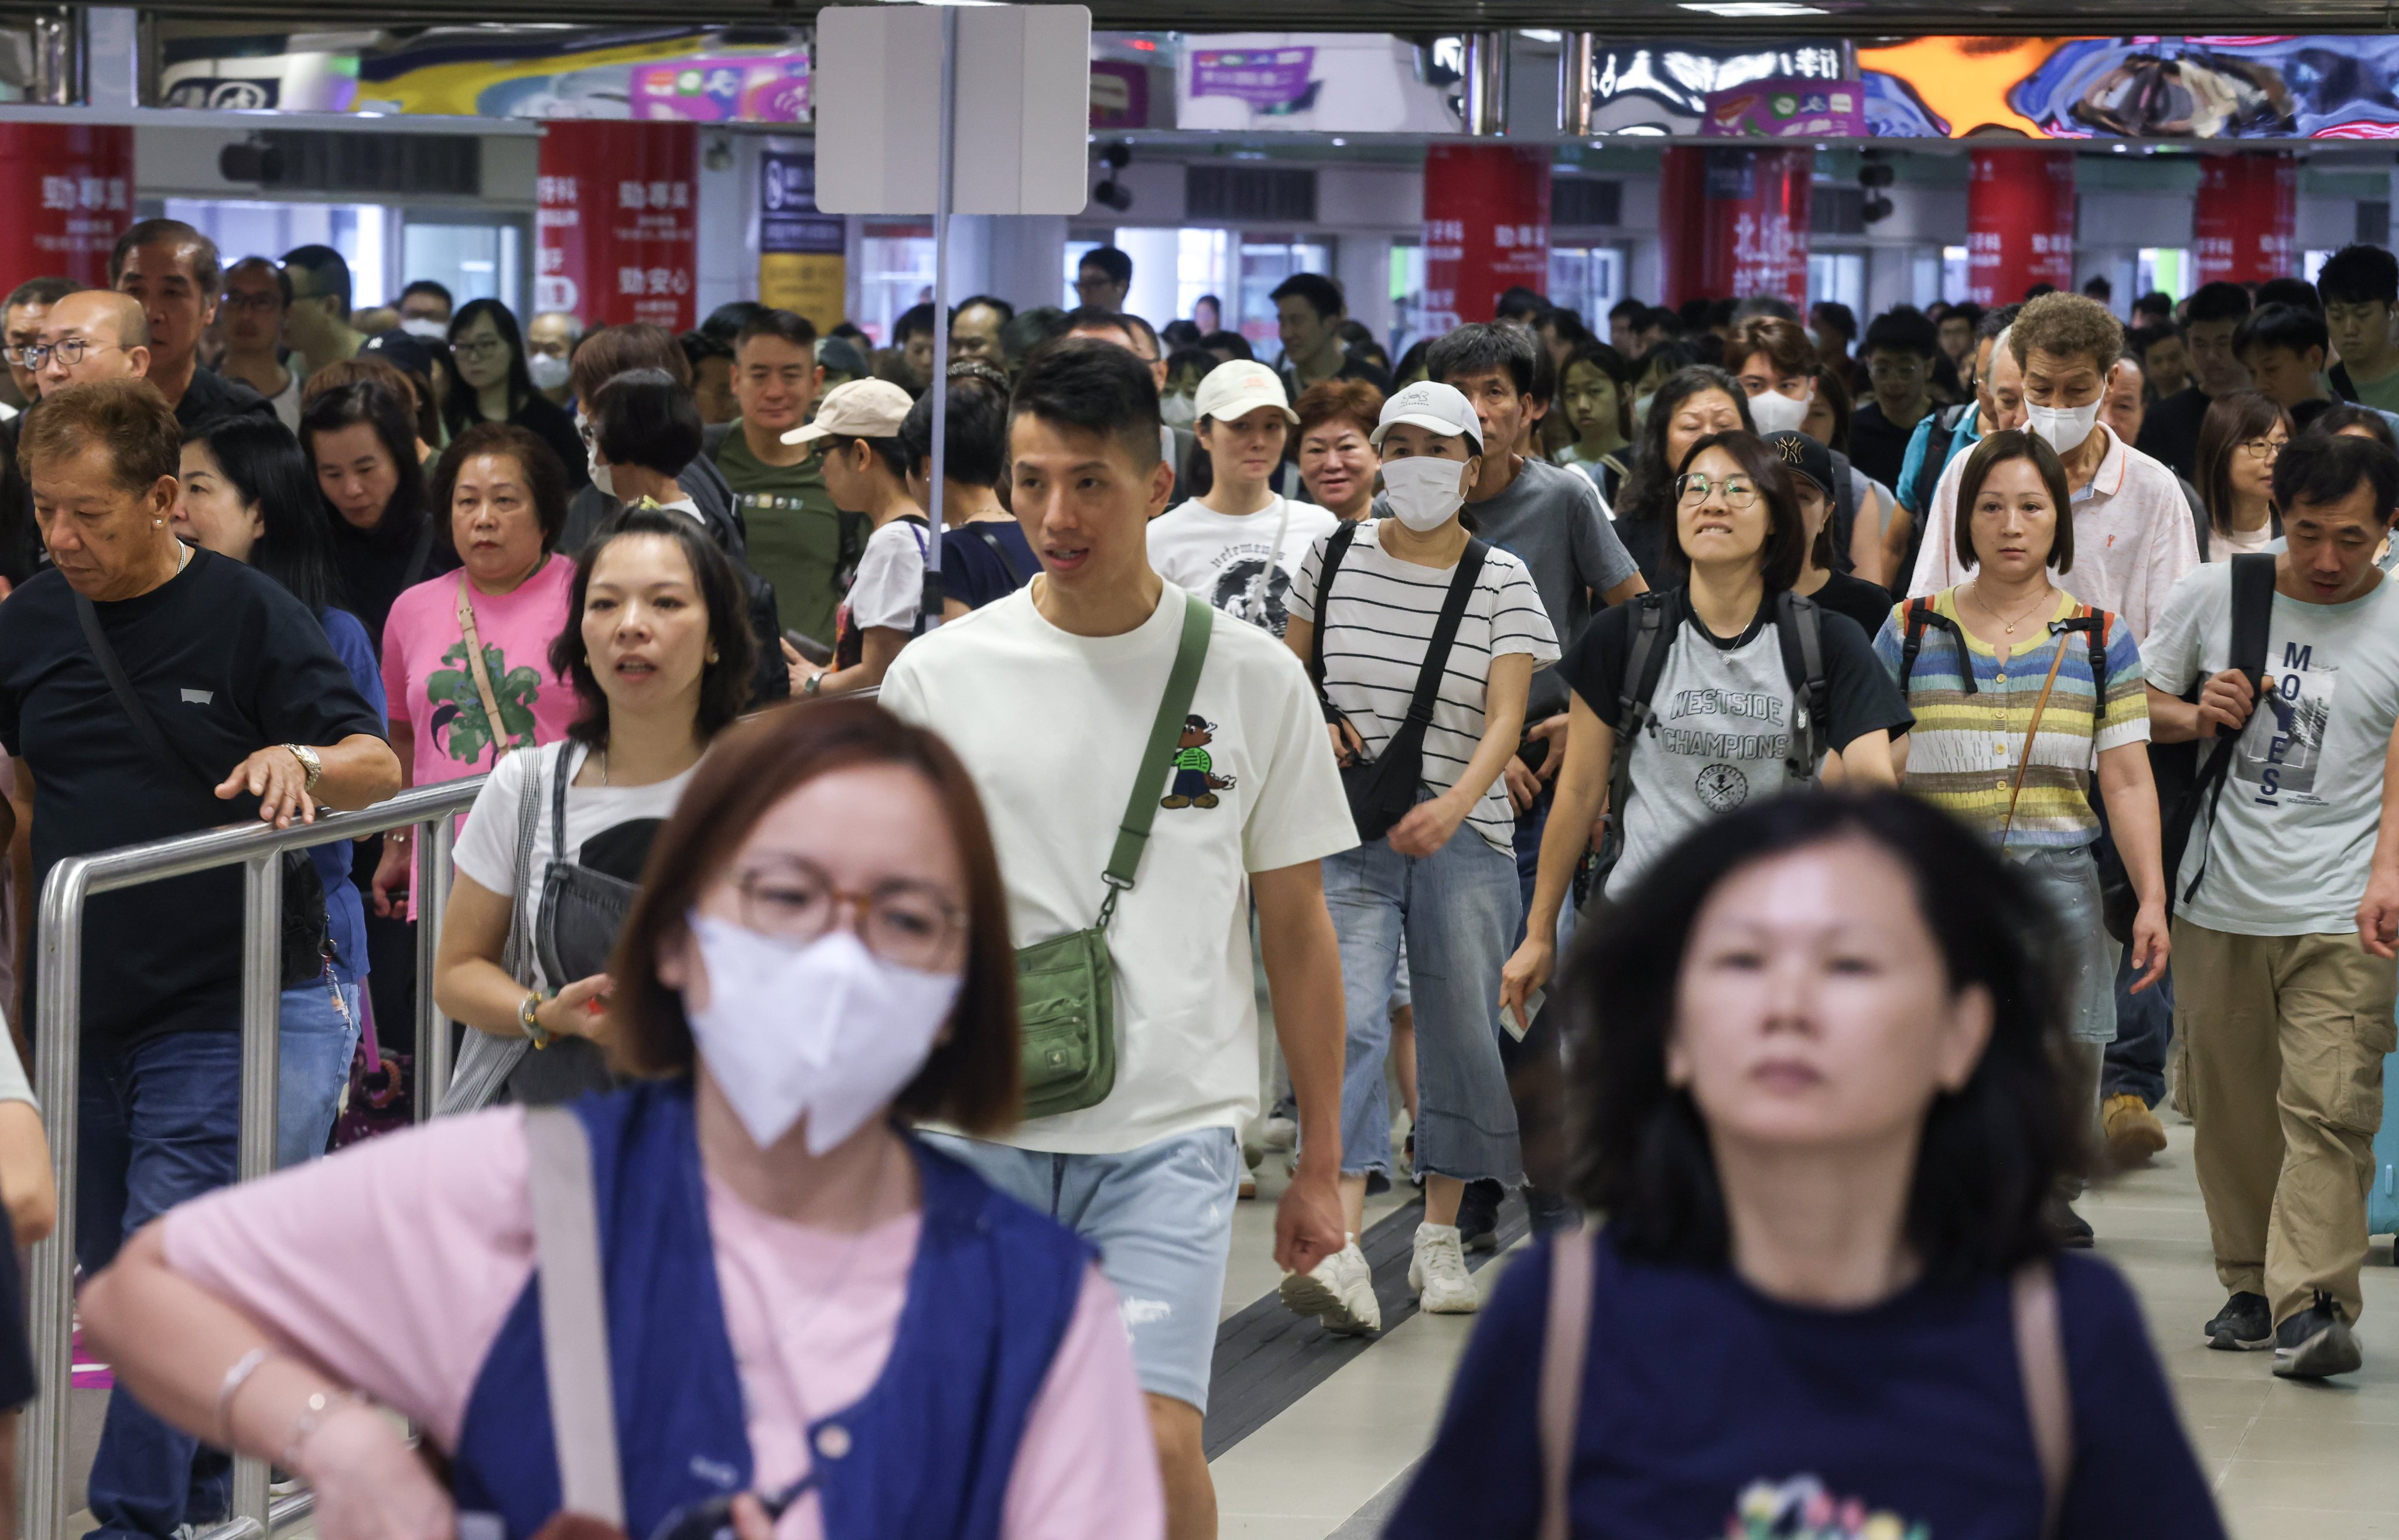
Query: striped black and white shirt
xmin=1290 ymin=522 xmax=1559 ymax=855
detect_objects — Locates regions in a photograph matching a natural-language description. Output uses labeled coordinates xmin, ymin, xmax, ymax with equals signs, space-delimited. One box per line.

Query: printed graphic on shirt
xmin=1211 ymin=555 xmax=1291 ymax=635
xmin=1662 ymin=684 xmax=1792 ymax=810
xmin=1730 ymin=1475 xmax=1928 ymax=1540
xmin=2237 ymin=642 xmax=2334 ymax=805
xmin=1162 ymin=715 xmax=1236 ymax=810
xmin=428 ymin=640 xmax=539 ymax=766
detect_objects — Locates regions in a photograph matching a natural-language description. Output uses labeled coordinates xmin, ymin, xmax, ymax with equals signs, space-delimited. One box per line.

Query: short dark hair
xmin=552 ymin=502 xmax=756 ymax=750
xmin=1427 ymin=321 xmax=1538 ymax=398
xmin=2274 ymin=430 xmax=2399 ymax=525
xmin=111 ymin=218 xmax=221 ymax=295
xmin=299 ymin=378 xmax=428 ymax=542
xmin=1954 ymin=429 xmax=2076 ymax=574
xmin=20 ymin=379 xmax=180 ymax=494
xmin=607 ymin=699 xmax=1022 ymax=1137
xmin=571 ymin=323 xmax=691 ymax=403
xmin=1862 ymin=306 xmax=1941 ymax=362
xmin=1943 ymin=301 xmax=1987 ymax=330
xmin=894 ymin=303 xmax=938 ymax=344
xmin=1000 ymin=306 xmax=1072 ymax=371
xmin=3 ymin=276 xmax=76 ymax=316
xmin=400 ymin=279 xmax=454 ymax=312
xmin=430 ymin=420 xmax=572 ymax=556
xmin=2308 ymin=402 xmax=2399 ymax=456
xmin=1270 ymin=273 xmax=1344 ymax=321
xmin=2184 ymin=281 xmax=2253 ymax=327
xmin=734 ymin=309 xmax=817 ymax=358
xmin=2256 ymin=276 xmax=2322 ymax=316
xmin=2196 ymin=391 xmax=2294 ymax=541
xmin=1562 ymin=343 xmax=1634 ymax=440
xmin=1199 ymin=330 xmax=1255 ymax=363
xmin=1078 ymin=245 xmax=1133 ymax=286
xmin=1673 ymin=429 xmax=1806 ymax=593
xmin=2236 ymin=302 xmax=2329 ymax=364
xmin=224 ymin=256 xmax=292 ymax=310
xmin=1568 ymin=790 xmax=2077 ymax=1286
xmin=183 ymin=415 xmax=340 ymax=614
xmin=281 ymin=244 xmax=352 ymax=318
xmin=1495 ymin=285 xmax=1547 ymax=323
xmin=1608 ymin=297 xmax=1647 ymax=324
xmin=1060 ymin=305 xmax=1137 ymax=347
xmin=1009 ymin=336 xmax=1160 ymax=469
xmin=702 ymin=301 xmax=768 ymax=346
xmin=954 ymin=293 xmax=1016 ymax=327
xmin=899 ymin=372 xmax=1008 ymax=490
xmin=679 ymin=328 xmax=734 ymax=375
xmin=2131 ymin=290 xmax=2174 ymax=320
xmin=826 ymin=432 xmax=911 ymax=482
xmin=1978 ymin=302 xmax=2022 ymax=343
xmin=1808 ymin=301 xmax=1858 ymax=342
xmin=592 ymin=367 xmax=702 ymax=477
xmin=1620 ymin=365 xmax=1752 ymax=528
xmin=2317 ymin=245 xmax=2399 ymax=310
xmin=1729 ymin=316 xmax=1818 ymax=381
xmin=2126 ymin=321 xmax=2182 ymax=363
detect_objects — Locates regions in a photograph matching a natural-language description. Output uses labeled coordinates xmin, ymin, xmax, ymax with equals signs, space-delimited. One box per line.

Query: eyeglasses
xmin=1676 ymin=473 xmax=1761 ymax=510
xmin=13 ymin=339 xmax=118 ymax=369
xmin=2239 ymin=437 xmax=2286 ymax=461
xmin=451 ymin=337 xmax=507 ymax=360
xmin=729 ymin=856 xmax=965 ymax=970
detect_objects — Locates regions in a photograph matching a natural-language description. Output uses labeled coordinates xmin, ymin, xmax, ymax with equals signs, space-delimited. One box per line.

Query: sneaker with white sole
xmin=1259 ymin=1114 xmax=1298 ymax=1152
xmin=1279 ymin=1238 xmax=1381 ymax=1334
xmin=1409 ymin=1222 xmax=1479 ymax=1313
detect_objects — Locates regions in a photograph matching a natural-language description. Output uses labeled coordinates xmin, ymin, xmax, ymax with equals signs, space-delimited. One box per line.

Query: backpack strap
xmin=1307 ymin=519 xmax=1363 ymax=689
xmin=2011 ymin=1261 xmax=2075 ymax=1540
xmin=1896 ymin=595 xmax=1977 ymax=699
xmin=1775 ymin=591 xmax=1830 ymax=784
xmin=2179 ymin=555 xmax=2277 ymax=907
xmin=1536 ymin=1227 xmax=1596 ymax=1540
xmin=1600 ymin=591 xmax=1677 ymax=867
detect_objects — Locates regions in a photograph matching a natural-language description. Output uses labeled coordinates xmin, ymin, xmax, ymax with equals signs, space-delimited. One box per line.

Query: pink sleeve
xmin=1000 ymin=1265 xmax=1167 ymax=1540
xmin=378 ymin=601 xmax=414 ymax=735
xmin=160 ymin=1108 xmax=536 ymax=1450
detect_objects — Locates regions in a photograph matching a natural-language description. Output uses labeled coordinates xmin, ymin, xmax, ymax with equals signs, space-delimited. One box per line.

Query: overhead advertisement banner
xmin=537 ymin=122 xmax=698 ymax=331
xmin=758 ymin=150 xmax=845 ymax=336
xmin=1174 ymin=32 xmax=1463 ymax=133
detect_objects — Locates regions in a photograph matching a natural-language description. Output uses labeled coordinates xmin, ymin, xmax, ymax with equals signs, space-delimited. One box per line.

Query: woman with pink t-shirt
xmin=373 ymin=423 xmax=579 ymax=919
xmin=81 ymin=701 xmax=1166 ymax=1540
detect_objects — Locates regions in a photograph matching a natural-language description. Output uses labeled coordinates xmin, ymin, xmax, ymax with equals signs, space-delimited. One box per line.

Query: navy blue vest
xmin=450 ymin=1082 xmax=1094 ymax=1540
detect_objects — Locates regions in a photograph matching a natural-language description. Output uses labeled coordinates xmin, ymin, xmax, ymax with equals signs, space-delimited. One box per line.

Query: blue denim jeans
xmin=278 ymin=967 xmax=362 ymax=1170
xmin=78 ymin=1031 xmax=242 ymax=1540
xmin=1326 ymin=816 xmax=1524 ymax=1188
xmin=2102 ymin=944 xmax=2175 ymax=1105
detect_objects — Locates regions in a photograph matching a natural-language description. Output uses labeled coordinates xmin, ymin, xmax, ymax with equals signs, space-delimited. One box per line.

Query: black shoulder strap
xmin=1307 ymin=519 xmax=1363 ymax=687
xmin=74 ymin=592 xmax=222 ymax=799
xmin=2228 ymin=553 xmax=2275 ymax=685
xmin=1898 ymin=596 xmax=1933 ymax=692
xmin=1400 ymin=539 xmax=1491 ymax=730
xmin=969 ymin=523 xmax=1029 ymax=584
xmin=1604 ymin=591 xmax=1677 ymax=850
xmin=1913 ymin=405 xmax=1965 ymax=519
xmin=1775 ymin=591 xmax=1830 ymax=783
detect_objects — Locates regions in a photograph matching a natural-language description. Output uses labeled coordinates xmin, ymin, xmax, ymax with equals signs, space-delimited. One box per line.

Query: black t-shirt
xmin=173 ymin=366 xmax=276 ymax=433
xmin=0 ymin=1208 xmax=31 ymax=1411
xmin=938 ymin=520 xmax=1037 ymax=611
xmin=0 ymin=552 xmax=385 ymax=1045
xmin=1808 ymin=570 xmax=1894 ymax=639
xmin=1846 ymin=399 xmax=1919 ymax=490
xmin=2136 ymin=386 xmax=2212 ymax=481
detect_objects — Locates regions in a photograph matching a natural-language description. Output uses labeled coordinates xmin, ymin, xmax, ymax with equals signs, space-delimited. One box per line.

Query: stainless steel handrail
xmin=20 ymin=776 xmax=488 ymax=1540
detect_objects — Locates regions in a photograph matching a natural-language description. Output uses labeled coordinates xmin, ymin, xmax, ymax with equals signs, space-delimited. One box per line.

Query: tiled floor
xmin=1212 ymin=1120 xmax=2399 ymax=1539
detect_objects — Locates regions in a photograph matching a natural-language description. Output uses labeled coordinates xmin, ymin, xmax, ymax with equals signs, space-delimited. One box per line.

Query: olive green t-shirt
xmin=713 ymin=420 xmax=849 ymax=646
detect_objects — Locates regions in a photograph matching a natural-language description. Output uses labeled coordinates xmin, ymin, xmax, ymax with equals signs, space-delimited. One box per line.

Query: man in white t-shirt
xmin=1146 ymin=360 xmax=1338 ymax=637
xmin=2155 ymin=433 xmax=2399 ymax=1381
xmin=880 ymin=339 xmax=1352 ymax=1540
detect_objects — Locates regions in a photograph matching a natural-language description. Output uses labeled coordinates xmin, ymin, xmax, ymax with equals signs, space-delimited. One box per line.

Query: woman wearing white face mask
xmin=80 ymin=701 xmax=1167 ymax=1540
xmin=1281 ymin=381 xmax=1558 ymax=1329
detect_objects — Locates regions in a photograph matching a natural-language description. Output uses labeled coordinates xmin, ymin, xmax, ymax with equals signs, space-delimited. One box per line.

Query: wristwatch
xmin=283 ymin=743 xmax=323 ymax=791
xmin=803 ymin=672 xmax=823 ymax=697
xmin=519 ymin=990 xmax=553 ymax=1050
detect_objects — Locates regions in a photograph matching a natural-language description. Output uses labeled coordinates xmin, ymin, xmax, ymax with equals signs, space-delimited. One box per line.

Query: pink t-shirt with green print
xmin=380 ymin=558 xmax=579 ymax=790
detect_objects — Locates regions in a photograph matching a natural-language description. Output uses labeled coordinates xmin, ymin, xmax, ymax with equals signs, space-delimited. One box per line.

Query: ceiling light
xmin=1332 ymin=136 xmax=1347 ymax=146
xmin=1677 ymin=2 xmax=1829 ymax=15
xmin=1521 ymin=28 xmax=1563 ymax=40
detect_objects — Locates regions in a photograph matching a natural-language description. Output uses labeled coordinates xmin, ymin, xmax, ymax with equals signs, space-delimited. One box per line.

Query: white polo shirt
xmin=1906 ymin=424 xmax=2198 ymax=641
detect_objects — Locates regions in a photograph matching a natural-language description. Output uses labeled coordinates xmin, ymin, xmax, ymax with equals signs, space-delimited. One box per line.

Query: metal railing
xmin=19 ymin=776 xmax=488 ymax=1540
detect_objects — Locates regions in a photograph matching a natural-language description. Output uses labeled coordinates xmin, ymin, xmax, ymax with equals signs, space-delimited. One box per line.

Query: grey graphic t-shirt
xmin=1147 ymin=497 xmax=1343 ymax=637
xmin=2142 ymin=562 xmax=2399 ymax=935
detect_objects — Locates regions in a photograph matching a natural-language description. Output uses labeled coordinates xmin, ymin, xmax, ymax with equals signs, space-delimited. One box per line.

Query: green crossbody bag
xmin=1015 ymin=590 xmax=1214 ymax=1118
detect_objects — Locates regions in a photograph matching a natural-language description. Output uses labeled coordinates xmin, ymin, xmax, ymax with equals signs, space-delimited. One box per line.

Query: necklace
xmin=598 ymin=744 xmax=609 ymax=786
xmin=1973 ymin=580 xmax=2053 ymax=636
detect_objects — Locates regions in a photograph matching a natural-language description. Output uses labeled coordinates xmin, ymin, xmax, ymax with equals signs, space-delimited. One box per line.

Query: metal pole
xmin=924 ymin=4 xmax=958 ymax=631
xmin=1558 ymin=33 xmax=1596 ymax=138
xmin=21 ymin=864 xmax=86 ymax=1540
xmin=1462 ymin=31 xmax=1509 ymax=138
xmin=229 ymin=855 xmax=282 ymax=1532
xmin=415 ymin=817 xmax=455 ymax=1118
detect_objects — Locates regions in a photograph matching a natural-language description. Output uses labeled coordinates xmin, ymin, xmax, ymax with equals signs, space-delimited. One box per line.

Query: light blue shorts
xmin=919 ymin=1125 xmax=1239 ymax=1412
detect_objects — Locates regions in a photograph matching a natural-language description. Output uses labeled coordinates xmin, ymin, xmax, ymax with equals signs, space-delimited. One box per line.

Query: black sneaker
xmin=1455 ymin=1178 xmax=1502 ymax=1252
xmin=2043 ymin=1195 xmax=2095 ymax=1248
xmin=2203 ymin=1291 xmax=2272 ymax=1352
xmin=1525 ymin=1185 xmax=1580 ymax=1237
xmin=2273 ymin=1292 xmax=2363 ymax=1380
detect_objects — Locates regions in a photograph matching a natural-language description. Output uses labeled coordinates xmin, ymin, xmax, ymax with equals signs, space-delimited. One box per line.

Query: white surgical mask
xmin=1379 ymin=455 xmax=1470 ymax=532
xmin=400 ymin=317 xmax=449 ymax=341
xmin=683 ymin=916 xmax=962 ymax=1154
xmin=1160 ymin=392 xmax=1197 ymax=430
xmin=587 ymin=446 xmax=616 ymax=501
xmin=528 ymin=353 xmax=570 ymax=392
xmin=2026 ymin=399 xmax=2101 ymax=453
xmin=1747 ymin=386 xmax=1812 ymax=437
xmin=1631 ymin=391 xmax=1658 ymax=428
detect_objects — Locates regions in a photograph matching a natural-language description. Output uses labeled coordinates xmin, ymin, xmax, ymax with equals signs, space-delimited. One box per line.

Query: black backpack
xmin=2158 ymin=553 xmax=2277 ymax=914
xmin=1591 ymin=588 xmax=1828 ymax=881
xmin=1903 ymin=404 xmax=1977 ymax=587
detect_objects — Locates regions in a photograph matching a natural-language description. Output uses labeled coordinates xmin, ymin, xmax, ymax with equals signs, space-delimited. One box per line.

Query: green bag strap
xmin=1099 ymin=590 xmax=1215 ymax=928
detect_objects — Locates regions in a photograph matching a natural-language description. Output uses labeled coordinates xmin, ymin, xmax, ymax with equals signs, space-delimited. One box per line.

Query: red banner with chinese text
xmin=1967 ymin=149 xmax=2075 ymax=307
xmin=1660 ymin=147 xmax=1811 ymax=309
xmin=2194 ymin=153 xmax=2295 ymax=288
xmin=1421 ymin=145 xmax=1550 ymax=334
xmin=535 ymin=121 xmax=698 ymax=331
xmin=0 ymin=126 xmax=133 ymax=289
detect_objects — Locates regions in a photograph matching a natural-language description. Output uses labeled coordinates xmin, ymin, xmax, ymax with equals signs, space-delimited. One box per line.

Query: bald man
xmin=33 ymin=291 xmax=150 ymax=396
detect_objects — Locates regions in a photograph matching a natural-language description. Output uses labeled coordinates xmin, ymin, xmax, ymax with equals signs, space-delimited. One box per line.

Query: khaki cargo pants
xmin=2173 ymin=919 xmax=2398 ymax=1327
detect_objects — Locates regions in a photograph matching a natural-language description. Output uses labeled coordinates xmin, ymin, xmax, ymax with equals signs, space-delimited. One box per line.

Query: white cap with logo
xmin=783 ymin=378 xmax=916 ymax=446
xmin=1193 ymin=359 xmax=1298 ymax=427
xmin=1372 ymin=380 xmax=1484 ymax=451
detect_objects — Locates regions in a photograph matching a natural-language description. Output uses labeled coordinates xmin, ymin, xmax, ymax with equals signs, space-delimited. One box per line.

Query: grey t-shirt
xmin=1382 ymin=457 xmax=1640 ymax=718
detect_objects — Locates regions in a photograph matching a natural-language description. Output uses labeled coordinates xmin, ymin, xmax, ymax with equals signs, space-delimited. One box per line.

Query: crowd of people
xmin=0 ymin=220 xmax=2390 ymax=1539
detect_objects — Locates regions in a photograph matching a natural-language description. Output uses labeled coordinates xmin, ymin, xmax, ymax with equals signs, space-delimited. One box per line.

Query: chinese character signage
xmin=1966 ymin=149 xmax=2075 ymax=307
xmin=631 ymin=54 xmax=809 ymax=124
xmin=1421 ymin=145 xmax=1549 ymax=336
xmin=0 ymin=125 xmax=132 ymax=288
xmin=536 ymin=122 xmax=697 ymax=330
xmin=758 ymin=150 xmax=845 ymax=335
xmin=2193 ymin=153 xmax=2295 ymax=286
xmin=1700 ymin=77 xmax=1868 ymax=139
xmin=1190 ymin=47 xmax=1315 ymax=109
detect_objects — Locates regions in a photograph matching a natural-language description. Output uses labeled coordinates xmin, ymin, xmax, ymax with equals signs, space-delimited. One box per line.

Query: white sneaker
xmin=1259 ymin=1114 xmax=1298 ymax=1152
xmin=1409 ymin=1222 xmax=1479 ymax=1313
xmin=1279 ymin=1238 xmax=1382 ymax=1334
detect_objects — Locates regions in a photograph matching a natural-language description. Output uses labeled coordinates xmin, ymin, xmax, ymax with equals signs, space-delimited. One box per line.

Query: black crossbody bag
xmin=74 ymin=593 xmax=330 ymax=988
xmin=1308 ymin=521 xmax=1491 ymax=843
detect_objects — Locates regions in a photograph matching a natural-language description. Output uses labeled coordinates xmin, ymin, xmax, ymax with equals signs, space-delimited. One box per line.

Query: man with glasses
xmin=214 ymin=258 xmax=300 ymax=430
xmin=28 ymin=292 xmax=151 ymax=396
xmin=1848 ymin=306 xmax=1942 ymax=490
xmin=110 ymin=219 xmax=272 ymax=432
xmin=280 ymin=245 xmax=363 ymax=378
xmin=1075 ymin=245 xmax=1133 ymax=314
xmin=0 ymin=277 xmax=70 ymax=414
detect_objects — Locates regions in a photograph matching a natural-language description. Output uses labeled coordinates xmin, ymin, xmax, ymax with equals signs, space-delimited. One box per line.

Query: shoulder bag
xmin=438 ymin=744 xmax=550 ymax=1115
xmin=1014 ymin=590 xmax=1214 ymax=1118
xmin=73 ymin=592 xmax=329 ymax=989
xmin=457 ymin=579 xmax=519 ymax=764
xmin=1307 ymin=522 xmax=1492 ymax=843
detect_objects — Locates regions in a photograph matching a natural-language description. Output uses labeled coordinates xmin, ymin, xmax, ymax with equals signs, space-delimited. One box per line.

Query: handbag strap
xmin=1999 ymin=611 xmax=2077 ymax=848
xmin=969 ymin=522 xmax=1029 ymax=584
xmin=2011 ymin=1261 xmax=2074 ymax=1539
xmin=456 ymin=578 xmax=515 ymax=763
xmin=551 ymin=739 xmax=576 ymax=865
xmin=74 ymin=591 xmax=223 ymax=799
xmin=1537 ymin=1225 xmax=1595 ymax=1540
xmin=522 ymin=1107 xmax=626 ymax=1527
xmin=1242 ymin=497 xmax=1294 ymax=627
xmin=1098 ymin=590 xmax=1214 ymax=928
xmin=1397 ymin=539 xmax=1489 ymax=735
xmin=1307 ymin=519 xmax=1363 ymax=687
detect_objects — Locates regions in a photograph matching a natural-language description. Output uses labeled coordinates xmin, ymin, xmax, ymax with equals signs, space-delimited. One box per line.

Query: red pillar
xmin=0 ymin=126 xmax=134 ymax=288
xmin=1659 ymin=146 xmax=1812 ymax=309
xmin=1967 ymin=149 xmax=2075 ymax=307
xmin=536 ymin=122 xmax=699 ymax=331
xmin=1421 ymin=145 xmax=1550 ymax=333
xmin=2195 ymin=152 xmax=2297 ymax=288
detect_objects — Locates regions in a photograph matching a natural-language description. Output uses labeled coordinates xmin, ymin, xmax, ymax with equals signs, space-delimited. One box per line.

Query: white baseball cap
xmin=1193 ymin=360 xmax=1297 ymax=427
xmin=783 ymin=378 xmax=915 ymax=446
xmin=1372 ymin=380 xmax=1484 ymax=451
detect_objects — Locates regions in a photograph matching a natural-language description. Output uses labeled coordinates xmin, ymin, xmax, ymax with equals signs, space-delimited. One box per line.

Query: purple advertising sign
xmin=632 ymin=56 xmax=809 ymax=124
xmin=1190 ymin=47 xmax=1315 ymax=109
xmin=1699 ymin=77 xmax=1868 ymax=138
